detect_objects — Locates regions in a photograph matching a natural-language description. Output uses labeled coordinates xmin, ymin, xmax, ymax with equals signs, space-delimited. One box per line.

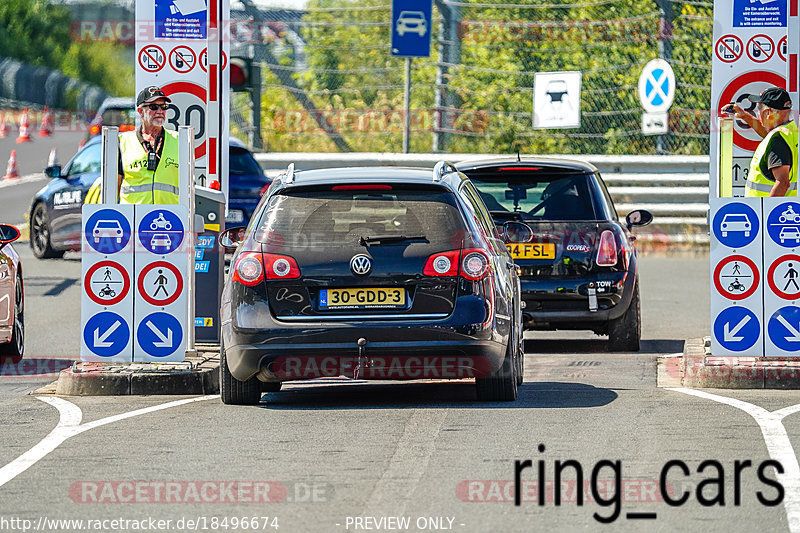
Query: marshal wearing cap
xmin=746 ymin=87 xmax=792 ymax=111
xmin=136 ymin=86 xmax=172 ymax=108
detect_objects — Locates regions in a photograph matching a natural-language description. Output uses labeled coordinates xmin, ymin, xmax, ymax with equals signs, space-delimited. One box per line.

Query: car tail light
xmin=424 ymin=250 xmax=460 ymax=276
xmin=461 ymin=249 xmax=490 ymax=280
xmin=232 ymin=252 xmax=264 ymax=286
xmin=119 ymin=125 xmax=135 ymax=132
xmin=259 ymin=183 xmax=270 ymax=196
xmin=332 ymin=185 xmax=392 ymax=191
xmin=596 ymin=230 xmax=618 ymax=267
xmin=263 ymin=253 xmax=301 ymax=280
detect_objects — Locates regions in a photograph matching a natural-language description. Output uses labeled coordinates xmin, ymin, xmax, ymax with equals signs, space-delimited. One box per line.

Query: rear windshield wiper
xmin=359 ymin=234 xmax=427 ymax=245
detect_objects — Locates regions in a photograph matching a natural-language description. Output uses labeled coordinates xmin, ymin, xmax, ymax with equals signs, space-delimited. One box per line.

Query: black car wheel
xmin=0 ymin=273 xmax=23 ymax=361
xmin=608 ymin=283 xmax=641 ymax=352
xmin=220 ymin=342 xmax=262 ymax=405
xmin=30 ymin=203 xmax=64 ymax=259
xmin=476 ymin=322 xmax=518 ymax=402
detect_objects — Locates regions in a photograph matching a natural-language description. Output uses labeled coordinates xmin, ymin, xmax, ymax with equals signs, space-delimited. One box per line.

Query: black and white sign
xmin=533 ymin=71 xmax=582 ymax=129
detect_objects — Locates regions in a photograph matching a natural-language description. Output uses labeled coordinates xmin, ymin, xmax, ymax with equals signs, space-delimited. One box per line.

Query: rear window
xmin=469 ymin=173 xmax=597 ymax=221
xmin=230 ymin=147 xmax=264 ymax=176
xmin=254 ymin=188 xmax=467 ymax=249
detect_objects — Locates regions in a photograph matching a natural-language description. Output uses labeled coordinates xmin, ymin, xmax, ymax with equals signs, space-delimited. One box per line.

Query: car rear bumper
xmin=0 ymin=325 xmax=12 ymax=344
xmin=222 ymin=319 xmax=506 ymax=382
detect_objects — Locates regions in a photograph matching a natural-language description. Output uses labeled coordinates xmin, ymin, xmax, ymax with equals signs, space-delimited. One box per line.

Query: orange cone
xmin=16 ymin=109 xmax=32 ymax=143
xmin=38 ymin=106 xmax=54 ymax=137
xmin=3 ymin=150 xmax=19 ymax=180
xmin=0 ymin=113 xmax=8 ymax=138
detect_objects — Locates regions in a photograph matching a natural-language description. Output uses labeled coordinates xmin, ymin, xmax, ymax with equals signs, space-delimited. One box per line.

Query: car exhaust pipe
xmin=256 ymin=364 xmax=280 ymax=383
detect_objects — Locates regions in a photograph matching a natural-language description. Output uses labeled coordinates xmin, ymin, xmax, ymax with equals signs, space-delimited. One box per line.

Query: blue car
xmin=28 ymin=135 xmax=271 ymax=258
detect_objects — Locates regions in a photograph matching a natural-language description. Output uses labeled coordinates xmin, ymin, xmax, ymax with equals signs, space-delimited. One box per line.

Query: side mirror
xmin=220 ymin=226 xmax=247 ymax=248
xmin=45 ymin=165 xmax=62 ymax=179
xmin=0 ymin=224 xmax=21 ymax=246
xmin=503 ymin=221 xmax=534 ymax=243
xmin=625 ymin=209 xmax=654 ymax=229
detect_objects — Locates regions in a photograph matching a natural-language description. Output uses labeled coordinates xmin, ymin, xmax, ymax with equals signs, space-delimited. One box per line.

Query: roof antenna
xmin=516 ymin=148 xmax=521 ymax=162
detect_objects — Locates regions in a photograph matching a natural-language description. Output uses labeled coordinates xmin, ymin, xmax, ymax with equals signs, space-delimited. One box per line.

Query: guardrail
xmin=254 ymin=153 xmax=711 ymax=246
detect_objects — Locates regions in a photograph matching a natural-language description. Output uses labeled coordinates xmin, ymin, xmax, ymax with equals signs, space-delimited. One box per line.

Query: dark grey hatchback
xmin=219 ymin=163 xmax=523 ymax=404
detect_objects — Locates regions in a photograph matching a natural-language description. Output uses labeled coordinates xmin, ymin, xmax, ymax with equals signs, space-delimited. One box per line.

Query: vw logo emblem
xmin=350 ymin=255 xmax=372 ymax=276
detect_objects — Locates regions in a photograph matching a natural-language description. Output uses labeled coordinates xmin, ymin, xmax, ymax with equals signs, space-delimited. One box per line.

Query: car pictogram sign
xmin=83 ymin=311 xmax=130 ymax=358
xmin=138 ymin=45 xmax=166 ymax=73
xmin=84 ymin=260 xmax=131 ymax=306
xmin=711 ymin=202 xmax=760 ymax=249
xmin=713 ymin=306 xmax=761 ymax=352
xmin=716 ymin=35 xmax=744 ymax=63
xmin=84 ymin=209 xmax=132 ymax=254
xmin=137 ymin=261 xmax=184 ymax=306
xmin=169 ymin=45 xmax=196 ymax=74
xmin=138 ymin=210 xmax=185 ymax=255
xmin=136 ymin=312 xmax=183 ymax=358
xmin=767 ymin=306 xmax=800 ymax=352
xmin=767 ymin=254 xmax=800 ymax=300
xmin=714 ymin=254 xmax=760 ymax=300
xmin=746 ymin=35 xmax=775 ymax=63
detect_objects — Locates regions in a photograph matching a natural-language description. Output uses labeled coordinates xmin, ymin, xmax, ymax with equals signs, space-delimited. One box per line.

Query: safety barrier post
xmin=101 ymin=126 xmax=119 ymax=204
xmin=179 ymin=126 xmax=197 ymax=357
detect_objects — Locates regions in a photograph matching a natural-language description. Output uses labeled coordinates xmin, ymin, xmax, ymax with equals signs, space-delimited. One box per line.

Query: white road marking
xmin=669 ymin=388 xmax=800 ymax=533
xmin=364 ymin=409 xmax=447 ymax=514
xmin=0 ymin=395 xmax=218 ymax=490
xmin=0 ymin=174 xmax=44 ymax=189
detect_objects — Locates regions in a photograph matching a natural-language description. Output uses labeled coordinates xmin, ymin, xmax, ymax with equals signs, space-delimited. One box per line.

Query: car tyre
xmin=30 ymin=203 xmax=64 ymax=259
xmin=0 ymin=272 xmax=23 ymax=362
xmin=476 ymin=323 xmax=518 ymax=402
xmin=608 ymin=283 xmax=641 ymax=352
xmin=220 ymin=343 xmax=262 ymax=405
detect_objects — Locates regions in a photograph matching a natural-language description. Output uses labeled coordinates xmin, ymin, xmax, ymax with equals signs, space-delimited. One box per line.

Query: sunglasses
xmin=144 ymin=103 xmax=169 ymax=111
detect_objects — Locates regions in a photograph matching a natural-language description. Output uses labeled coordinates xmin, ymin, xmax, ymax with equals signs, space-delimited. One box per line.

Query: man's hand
xmin=770 ymin=164 xmax=792 ymax=197
xmin=722 ymin=103 xmax=768 ymax=138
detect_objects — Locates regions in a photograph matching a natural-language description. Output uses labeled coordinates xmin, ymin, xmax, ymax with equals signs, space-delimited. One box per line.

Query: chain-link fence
xmin=230 ymin=0 xmax=712 ymax=155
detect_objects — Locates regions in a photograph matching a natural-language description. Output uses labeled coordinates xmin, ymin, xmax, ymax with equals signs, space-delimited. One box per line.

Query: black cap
xmin=136 ymin=86 xmax=171 ymax=107
xmin=746 ymin=87 xmax=792 ymax=110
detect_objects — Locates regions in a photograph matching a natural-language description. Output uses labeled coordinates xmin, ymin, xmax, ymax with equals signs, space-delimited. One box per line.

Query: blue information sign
xmin=84 ymin=209 xmax=132 ymax=254
xmin=391 ymin=0 xmax=433 ymax=57
xmin=83 ymin=312 xmax=130 ymax=357
xmin=137 ymin=312 xmax=183 ymax=358
xmin=733 ymin=0 xmax=786 ymax=28
xmin=766 ymin=202 xmax=800 ymax=248
xmin=155 ymin=0 xmax=207 ymax=39
xmin=138 ymin=210 xmax=185 ymax=255
xmin=712 ymin=202 xmax=759 ymax=249
xmin=767 ymin=306 xmax=800 ymax=352
xmin=713 ymin=306 xmax=761 ymax=352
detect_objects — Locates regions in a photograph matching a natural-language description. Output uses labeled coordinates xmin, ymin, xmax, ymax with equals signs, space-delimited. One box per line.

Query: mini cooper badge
xmin=350 ymin=255 xmax=373 ymax=276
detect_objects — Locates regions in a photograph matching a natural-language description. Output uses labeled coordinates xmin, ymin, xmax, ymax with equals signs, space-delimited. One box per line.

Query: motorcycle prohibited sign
xmin=84 ymin=260 xmax=131 ymax=306
xmin=767 ymin=255 xmax=800 ymax=300
xmin=714 ymin=255 xmax=759 ymax=300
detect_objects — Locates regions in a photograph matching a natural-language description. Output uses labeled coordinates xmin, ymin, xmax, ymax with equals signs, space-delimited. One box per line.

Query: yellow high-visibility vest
xmin=745 ymin=121 xmax=798 ymax=197
xmin=119 ymin=129 xmax=180 ymax=204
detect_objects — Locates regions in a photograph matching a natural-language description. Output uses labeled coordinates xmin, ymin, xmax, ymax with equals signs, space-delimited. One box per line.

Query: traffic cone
xmin=0 ymin=113 xmax=8 ymax=138
xmin=47 ymin=148 xmax=58 ymax=167
xmin=3 ymin=150 xmax=19 ymax=180
xmin=38 ymin=106 xmax=54 ymax=137
xmin=16 ymin=109 xmax=32 ymax=143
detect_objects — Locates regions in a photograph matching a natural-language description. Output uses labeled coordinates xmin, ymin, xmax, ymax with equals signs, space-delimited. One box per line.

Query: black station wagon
xmin=219 ymin=163 xmax=524 ymax=404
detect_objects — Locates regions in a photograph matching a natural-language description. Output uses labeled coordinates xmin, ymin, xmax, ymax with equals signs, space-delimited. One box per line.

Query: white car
xmin=720 ymin=214 xmax=751 ymax=237
xmin=396 ymin=11 xmax=427 ymax=37
xmin=780 ymin=227 xmax=800 ymax=243
xmin=92 ymin=220 xmax=124 ymax=243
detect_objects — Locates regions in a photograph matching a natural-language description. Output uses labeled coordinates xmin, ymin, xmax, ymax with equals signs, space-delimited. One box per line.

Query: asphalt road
xmin=4 ymin=237 xmax=800 ymax=532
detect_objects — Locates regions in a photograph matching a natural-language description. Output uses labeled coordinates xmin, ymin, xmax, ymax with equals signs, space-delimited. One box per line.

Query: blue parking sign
xmin=391 ymin=0 xmax=433 ymax=57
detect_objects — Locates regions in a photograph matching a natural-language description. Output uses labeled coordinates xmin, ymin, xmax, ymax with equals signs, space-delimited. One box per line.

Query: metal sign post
xmin=179 ymin=126 xmax=197 ymax=356
xmin=403 ymin=58 xmax=411 ymax=154
xmin=101 ymin=126 xmax=119 ymax=204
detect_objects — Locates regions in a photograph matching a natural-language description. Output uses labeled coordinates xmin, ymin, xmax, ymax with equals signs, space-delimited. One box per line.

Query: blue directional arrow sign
xmin=83 ymin=312 xmax=130 ymax=357
xmin=137 ymin=312 xmax=183 ymax=358
xmin=712 ymin=202 xmax=760 ymax=249
xmin=713 ymin=306 xmax=760 ymax=352
xmin=767 ymin=306 xmax=800 ymax=352
xmin=766 ymin=202 xmax=800 ymax=248
xmin=138 ymin=209 xmax=185 ymax=255
xmin=84 ymin=209 xmax=132 ymax=254
xmin=391 ymin=0 xmax=433 ymax=57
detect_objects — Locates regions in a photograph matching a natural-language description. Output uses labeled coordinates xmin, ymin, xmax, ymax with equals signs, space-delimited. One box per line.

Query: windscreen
xmin=469 ymin=174 xmax=596 ymax=221
xmin=230 ymin=147 xmax=265 ymax=176
xmin=254 ymin=188 xmax=467 ymax=250
xmin=101 ymin=108 xmax=136 ymax=127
